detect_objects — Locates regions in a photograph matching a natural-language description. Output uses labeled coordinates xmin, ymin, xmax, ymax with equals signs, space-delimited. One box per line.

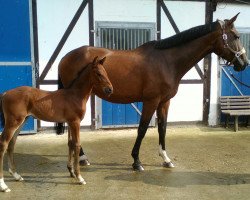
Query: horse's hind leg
xmin=7 ymin=123 xmax=25 ymax=181
xmin=157 ymin=100 xmax=174 ymax=168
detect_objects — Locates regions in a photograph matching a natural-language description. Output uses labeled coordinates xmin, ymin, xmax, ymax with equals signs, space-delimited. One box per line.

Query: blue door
xmin=0 ymin=0 xmax=36 ymax=133
xmin=221 ymin=65 xmax=250 ymax=124
xmin=221 ymin=66 xmax=250 ymax=96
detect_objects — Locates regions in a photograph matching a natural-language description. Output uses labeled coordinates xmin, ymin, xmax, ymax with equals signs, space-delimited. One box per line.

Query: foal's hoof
xmin=0 ymin=182 xmax=11 ymax=193
xmin=79 ymin=159 xmax=90 ymax=166
xmin=132 ymin=163 xmax=145 ymax=172
xmin=1 ymin=187 xmax=11 ymax=193
xmin=77 ymin=176 xmax=87 ymax=185
xmin=162 ymin=161 xmax=175 ymax=168
xmin=9 ymin=169 xmax=24 ymax=181
xmin=79 ymin=179 xmax=87 ymax=185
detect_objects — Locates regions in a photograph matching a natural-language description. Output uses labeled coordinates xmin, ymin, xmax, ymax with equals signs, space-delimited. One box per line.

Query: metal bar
xmin=0 ymin=62 xmax=32 ymax=66
xmin=131 ymin=103 xmax=142 ymax=115
xmin=157 ymin=0 xmax=161 ymax=40
xmin=40 ymin=80 xmax=58 ymax=85
xmin=180 ymin=79 xmax=203 ymax=84
xmin=31 ymin=0 xmax=39 ymax=88
xmin=39 ymin=0 xmax=88 ymax=82
xmin=88 ymin=0 xmax=94 ymax=46
xmin=203 ymin=1 xmax=214 ymax=124
xmin=88 ymin=0 xmax=95 ymax=130
xmin=159 ymin=0 xmax=179 ymax=33
xmin=221 ymin=67 xmax=243 ymax=96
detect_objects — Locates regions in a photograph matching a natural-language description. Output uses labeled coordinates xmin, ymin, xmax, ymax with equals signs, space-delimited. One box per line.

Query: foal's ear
xmin=99 ymin=57 xmax=106 ymax=65
xmin=228 ymin=13 xmax=240 ymax=25
xmin=93 ymin=56 xmax=99 ymax=65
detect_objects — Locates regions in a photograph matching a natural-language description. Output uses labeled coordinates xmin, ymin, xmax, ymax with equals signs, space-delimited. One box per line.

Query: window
xmin=95 ymin=21 xmax=156 ymax=50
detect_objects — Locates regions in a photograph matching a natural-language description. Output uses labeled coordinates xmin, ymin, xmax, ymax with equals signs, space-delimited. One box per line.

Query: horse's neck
xmin=163 ymin=31 xmax=220 ymax=82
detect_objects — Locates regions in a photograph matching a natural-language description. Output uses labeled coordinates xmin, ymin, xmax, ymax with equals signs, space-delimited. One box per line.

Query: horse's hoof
xmin=163 ymin=161 xmax=175 ymax=168
xmin=79 ymin=159 xmax=90 ymax=166
xmin=132 ymin=164 xmax=145 ymax=172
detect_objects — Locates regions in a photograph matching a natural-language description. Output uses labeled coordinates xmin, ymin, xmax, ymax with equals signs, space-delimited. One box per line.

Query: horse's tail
xmin=55 ymin=76 xmax=66 ymax=135
xmin=0 ymin=93 xmax=5 ymax=127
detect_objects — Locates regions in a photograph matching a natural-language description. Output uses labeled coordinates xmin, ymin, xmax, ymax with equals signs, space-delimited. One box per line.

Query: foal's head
xmin=215 ymin=13 xmax=249 ymax=71
xmin=90 ymin=56 xmax=113 ymax=96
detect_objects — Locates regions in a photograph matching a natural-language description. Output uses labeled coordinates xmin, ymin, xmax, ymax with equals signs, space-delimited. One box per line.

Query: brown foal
xmin=0 ymin=57 xmax=113 ymax=192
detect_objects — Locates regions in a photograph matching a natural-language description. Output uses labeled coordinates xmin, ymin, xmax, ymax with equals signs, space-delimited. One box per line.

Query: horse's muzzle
xmin=233 ymin=57 xmax=249 ymax=72
xmin=104 ymin=87 xmax=113 ymax=96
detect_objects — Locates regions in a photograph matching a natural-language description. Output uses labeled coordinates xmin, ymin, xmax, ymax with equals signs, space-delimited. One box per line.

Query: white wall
xmin=37 ymin=0 xmax=91 ymax=126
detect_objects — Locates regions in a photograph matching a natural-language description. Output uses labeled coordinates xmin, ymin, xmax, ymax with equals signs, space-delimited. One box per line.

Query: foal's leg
xmin=68 ymin=121 xmax=86 ymax=185
xmin=67 ymin=128 xmax=75 ymax=178
xmin=7 ymin=125 xmax=24 ymax=181
xmin=131 ymin=100 xmax=158 ymax=171
xmin=157 ymin=100 xmax=174 ymax=168
xmin=0 ymin=118 xmax=24 ymax=192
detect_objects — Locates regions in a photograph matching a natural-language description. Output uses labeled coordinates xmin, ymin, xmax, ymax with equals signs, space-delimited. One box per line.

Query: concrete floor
xmin=0 ymin=125 xmax=250 ymax=200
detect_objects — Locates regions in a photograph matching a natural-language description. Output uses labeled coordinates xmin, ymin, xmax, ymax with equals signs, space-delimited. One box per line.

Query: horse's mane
xmin=154 ymin=21 xmax=218 ymax=49
xmin=66 ymin=63 xmax=91 ymax=89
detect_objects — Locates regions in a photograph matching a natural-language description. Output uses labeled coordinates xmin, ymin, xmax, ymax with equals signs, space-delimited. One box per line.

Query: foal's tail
xmin=55 ymin=76 xmax=66 ymax=135
xmin=0 ymin=93 xmax=5 ymax=127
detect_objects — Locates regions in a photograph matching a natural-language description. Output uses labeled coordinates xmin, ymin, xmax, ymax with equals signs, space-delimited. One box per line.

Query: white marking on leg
xmin=0 ymin=178 xmax=11 ymax=192
xmin=77 ymin=175 xmax=86 ymax=185
xmin=79 ymin=154 xmax=88 ymax=161
xmin=9 ymin=169 xmax=24 ymax=181
xmin=159 ymin=145 xmax=171 ymax=163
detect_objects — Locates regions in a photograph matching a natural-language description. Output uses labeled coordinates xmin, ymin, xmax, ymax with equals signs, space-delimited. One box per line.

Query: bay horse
xmin=57 ymin=14 xmax=248 ymax=171
xmin=0 ymin=57 xmax=113 ymax=192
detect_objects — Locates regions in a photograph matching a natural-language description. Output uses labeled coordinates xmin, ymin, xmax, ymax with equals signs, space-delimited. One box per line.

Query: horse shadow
xmin=104 ymin=169 xmax=250 ymax=187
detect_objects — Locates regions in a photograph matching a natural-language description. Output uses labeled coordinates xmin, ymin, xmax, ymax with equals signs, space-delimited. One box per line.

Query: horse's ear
xmin=99 ymin=57 xmax=106 ymax=65
xmin=93 ymin=56 xmax=99 ymax=65
xmin=228 ymin=13 xmax=240 ymax=25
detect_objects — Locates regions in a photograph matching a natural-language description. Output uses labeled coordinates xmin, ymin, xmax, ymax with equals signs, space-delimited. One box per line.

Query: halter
xmin=218 ymin=20 xmax=246 ymax=66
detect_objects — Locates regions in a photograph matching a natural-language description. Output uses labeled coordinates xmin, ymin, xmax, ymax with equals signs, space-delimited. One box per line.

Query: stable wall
xmin=37 ymin=1 xmax=250 ymax=128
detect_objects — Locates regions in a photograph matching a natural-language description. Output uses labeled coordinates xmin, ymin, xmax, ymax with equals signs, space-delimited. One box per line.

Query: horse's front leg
xmin=68 ymin=121 xmax=86 ymax=185
xmin=131 ymin=100 xmax=158 ymax=171
xmin=157 ymin=100 xmax=174 ymax=168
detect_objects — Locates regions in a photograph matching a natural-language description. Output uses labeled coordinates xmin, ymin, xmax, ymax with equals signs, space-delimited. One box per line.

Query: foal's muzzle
xmin=104 ymin=87 xmax=113 ymax=96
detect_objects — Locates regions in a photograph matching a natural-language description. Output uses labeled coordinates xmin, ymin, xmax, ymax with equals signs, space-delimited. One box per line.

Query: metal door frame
xmin=95 ymin=21 xmax=156 ymax=129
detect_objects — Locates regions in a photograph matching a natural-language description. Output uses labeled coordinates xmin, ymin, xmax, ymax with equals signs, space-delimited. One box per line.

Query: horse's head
xmin=91 ymin=56 xmax=113 ymax=96
xmin=215 ymin=13 xmax=249 ymax=71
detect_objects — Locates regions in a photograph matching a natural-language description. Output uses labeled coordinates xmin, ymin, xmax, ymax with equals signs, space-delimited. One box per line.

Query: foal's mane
xmin=154 ymin=21 xmax=218 ymax=49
